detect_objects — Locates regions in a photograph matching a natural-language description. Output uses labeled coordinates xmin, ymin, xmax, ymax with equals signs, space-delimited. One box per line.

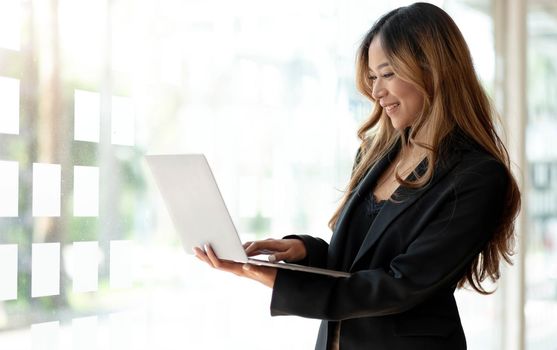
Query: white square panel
xmin=32 ymin=163 xmax=61 ymax=217
xmin=0 ymin=1 xmax=21 ymax=50
xmin=31 ymin=243 xmax=60 ymax=297
xmin=111 ymin=96 xmax=135 ymax=146
xmin=72 ymin=316 xmax=98 ymax=350
xmin=74 ymin=90 xmax=100 ymax=143
xmin=68 ymin=241 xmax=99 ymax=293
xmin=31 ymin=321 xmax=60 ymax=350
xmin=73 ymin=166 xmax=99 ymax=217
xmin=109 ymin=240 xmax=133 ymax=289
xmin=0 ymin=160 xmax=19 ymax=216
xmin=0 ymin=76 xmax=20 ymax=134
xmin=0 ymin=244 xmax=18 ymax=301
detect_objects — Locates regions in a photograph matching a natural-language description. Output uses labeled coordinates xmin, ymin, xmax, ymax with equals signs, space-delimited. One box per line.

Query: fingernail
xmin=268 ymin=255 xmax=276 ymax=262
xmin=243 ymin=264 xmax=251 ymax=271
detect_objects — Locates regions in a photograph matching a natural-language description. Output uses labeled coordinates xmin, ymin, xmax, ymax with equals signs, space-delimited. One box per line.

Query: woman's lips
xmin=384 ymin=103 xmax=400 ymax=114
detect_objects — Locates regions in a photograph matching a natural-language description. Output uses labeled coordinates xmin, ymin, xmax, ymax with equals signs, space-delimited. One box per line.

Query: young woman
xmin=194 ymin=2 xmax=521 ymax=349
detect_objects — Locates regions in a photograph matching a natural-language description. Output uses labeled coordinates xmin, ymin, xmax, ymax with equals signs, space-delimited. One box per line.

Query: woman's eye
xmin=368 ymin=73 xmax=393 ymax=81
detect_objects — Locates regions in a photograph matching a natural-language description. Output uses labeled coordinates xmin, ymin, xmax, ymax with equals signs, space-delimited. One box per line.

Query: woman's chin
xmin=387 ymin=116 xmax=413 ymax=131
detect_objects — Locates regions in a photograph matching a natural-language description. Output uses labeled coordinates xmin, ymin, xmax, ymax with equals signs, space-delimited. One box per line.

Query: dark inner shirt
xmin=340 ymin=192 xmax=386 ymax=271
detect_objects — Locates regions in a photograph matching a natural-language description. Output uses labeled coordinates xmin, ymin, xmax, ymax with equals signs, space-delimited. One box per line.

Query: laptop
xmin=145 ymin=154 xmax=350 ymax=278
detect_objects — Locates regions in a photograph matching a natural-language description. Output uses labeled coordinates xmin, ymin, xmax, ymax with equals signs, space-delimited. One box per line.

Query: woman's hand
xmin=193 ymin=244 xmax=277 ymax=288
xmin=243 ymin=238 xmax=307 ymax=263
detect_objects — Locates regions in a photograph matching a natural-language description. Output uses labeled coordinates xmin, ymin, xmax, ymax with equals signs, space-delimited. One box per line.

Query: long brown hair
xmin=329 ymin=2 xmax=521 ymax=294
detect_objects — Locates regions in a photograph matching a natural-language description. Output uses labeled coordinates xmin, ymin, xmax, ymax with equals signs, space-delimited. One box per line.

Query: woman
xmin=194 ymin=2 xmax=521 ymax=349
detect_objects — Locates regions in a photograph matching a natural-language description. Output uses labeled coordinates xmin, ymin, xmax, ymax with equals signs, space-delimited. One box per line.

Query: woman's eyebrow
xmin=368 ymin=62 xmax=390 ymax=73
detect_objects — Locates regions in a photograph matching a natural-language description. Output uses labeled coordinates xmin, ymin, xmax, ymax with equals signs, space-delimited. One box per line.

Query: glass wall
xmin=526 ymin=2 xmax=557 ymax=349
xmin=0 ymin=0 xmax=520 ymax=349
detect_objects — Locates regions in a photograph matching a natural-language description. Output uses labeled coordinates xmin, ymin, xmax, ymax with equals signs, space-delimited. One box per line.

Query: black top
xmin=340 ymin=192 xmax=385 ymax=270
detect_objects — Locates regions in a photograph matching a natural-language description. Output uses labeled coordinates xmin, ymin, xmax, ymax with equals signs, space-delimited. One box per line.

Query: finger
xmin=244 ymin=242 xmax=260 ymax=255
xmin=242 ymin=263 xmax=255 ymax=273
xmin=204 ymin=244 xmax=246 ymax=274
xmin=243 ymin=241 xmax=274 ymax=254
xmin=244 ymin=241 xmax=259 ymax=255
xmin=193 ymin=247 xmax=215 ymax=267
xmin=268 ymin=250 xmax=292 ymax=262
xmin=192 ymin=246 xmax=205 ymax=256
xmin=245 ymin=240 xmax=285 ymax=256
xmin=204 ymin=244 xmax=223 ymax=268
xmin=195 ymin=254 xmax=213 ymax=266
xmin=268 ymin=253 xmax=286 ymax=262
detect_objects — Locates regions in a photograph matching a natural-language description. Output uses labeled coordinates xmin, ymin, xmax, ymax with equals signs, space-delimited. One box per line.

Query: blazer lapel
xmin=328 ymin=143 xmax=400 ymax=269
xmin=349 ymin=149 xmax=464 ymax=272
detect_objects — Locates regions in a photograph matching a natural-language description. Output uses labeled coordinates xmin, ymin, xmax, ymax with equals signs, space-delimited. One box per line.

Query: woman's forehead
xmin=367 ymin=37 xmax=390 ymax=72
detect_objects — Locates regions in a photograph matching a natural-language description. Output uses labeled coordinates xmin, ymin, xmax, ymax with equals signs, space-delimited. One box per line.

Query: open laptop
xmin=145 ymin=154 xmax=350 ymax=278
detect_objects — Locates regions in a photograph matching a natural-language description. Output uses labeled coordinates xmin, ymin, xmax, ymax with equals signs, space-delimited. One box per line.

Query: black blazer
xmin=270 ymin=134 xmax=508 ymax=350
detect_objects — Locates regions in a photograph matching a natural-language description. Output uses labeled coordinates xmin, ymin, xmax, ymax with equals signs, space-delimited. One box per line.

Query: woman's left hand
xmin=193 ymin=244 xmax=277 ymax=289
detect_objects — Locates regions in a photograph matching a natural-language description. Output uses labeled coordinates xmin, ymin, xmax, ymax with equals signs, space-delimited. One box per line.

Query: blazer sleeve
xmin=270 ymin=158 xmax=508 ymax=321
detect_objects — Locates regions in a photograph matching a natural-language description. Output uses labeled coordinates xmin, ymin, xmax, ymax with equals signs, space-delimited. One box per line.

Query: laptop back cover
xmin=145 ymin=154 xmax=248 ymax=263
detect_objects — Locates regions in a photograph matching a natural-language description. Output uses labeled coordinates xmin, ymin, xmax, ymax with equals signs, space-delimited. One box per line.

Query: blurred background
xmin=0 ymin=0 xmax=555 ymax=349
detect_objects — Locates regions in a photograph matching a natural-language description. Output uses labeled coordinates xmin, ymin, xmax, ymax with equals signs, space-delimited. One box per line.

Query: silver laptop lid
xmin=145 ymin=154 xmax=248 ymax=263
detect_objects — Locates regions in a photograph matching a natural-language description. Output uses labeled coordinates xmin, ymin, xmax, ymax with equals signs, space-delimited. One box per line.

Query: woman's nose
xmin=372 ymin=81 xmax=386 ymax=100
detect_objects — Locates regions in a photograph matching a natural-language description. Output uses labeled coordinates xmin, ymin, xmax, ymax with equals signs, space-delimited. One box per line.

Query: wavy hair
xmin=328 ymin=2 xmax=521 ymax=294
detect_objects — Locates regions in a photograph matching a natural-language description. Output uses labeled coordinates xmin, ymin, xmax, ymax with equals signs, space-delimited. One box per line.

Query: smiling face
xmin=368 ymin=37 xmax=424 ymax=130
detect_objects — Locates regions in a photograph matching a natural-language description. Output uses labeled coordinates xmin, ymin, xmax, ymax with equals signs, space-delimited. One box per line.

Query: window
xmin=526 ymin=3 xmax=557 ymax=348
xmin=0 ymin=1 xmax=522 ymax=349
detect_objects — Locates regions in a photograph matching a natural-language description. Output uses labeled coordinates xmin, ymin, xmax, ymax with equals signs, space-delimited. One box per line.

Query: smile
xmin=384 ymin=103 xmax=400 ymax=113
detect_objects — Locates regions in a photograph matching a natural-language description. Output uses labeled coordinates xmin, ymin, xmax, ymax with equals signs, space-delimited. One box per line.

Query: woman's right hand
xmin=243 ymin=238 xmax=307 ymax=263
